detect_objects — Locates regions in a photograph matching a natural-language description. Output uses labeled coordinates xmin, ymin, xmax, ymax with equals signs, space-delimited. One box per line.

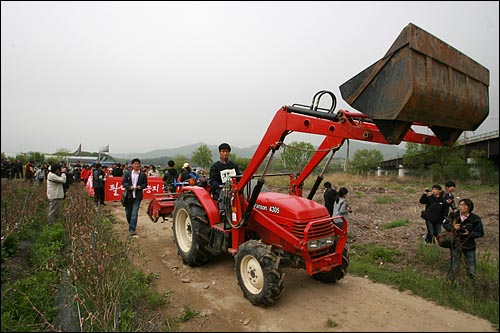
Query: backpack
xmin=36 ymin=169 xmax=45 ymax=180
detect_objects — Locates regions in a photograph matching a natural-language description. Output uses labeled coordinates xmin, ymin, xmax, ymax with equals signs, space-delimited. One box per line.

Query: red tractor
xmin=171 ymin=23 xmax=489 ymax=306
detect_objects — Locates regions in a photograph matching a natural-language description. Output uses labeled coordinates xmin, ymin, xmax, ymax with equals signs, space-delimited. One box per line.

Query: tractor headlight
xmin=308 ymin=236 xmax=335 ymax=251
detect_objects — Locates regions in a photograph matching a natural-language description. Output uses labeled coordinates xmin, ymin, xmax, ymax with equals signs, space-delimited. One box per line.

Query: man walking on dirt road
xmin=122 ymin=158 xmax=148 ymax=236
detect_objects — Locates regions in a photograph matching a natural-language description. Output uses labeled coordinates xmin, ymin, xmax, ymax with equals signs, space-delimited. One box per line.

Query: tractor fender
xmin=178 ymin=186 xmax=220 ymax=225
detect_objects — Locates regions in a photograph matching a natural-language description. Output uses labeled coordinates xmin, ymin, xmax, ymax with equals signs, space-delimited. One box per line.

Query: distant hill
xmin=113 ymin=142 xmax=258 ymax=161
xmin=113 ymin=141 xmax=405 ymax=162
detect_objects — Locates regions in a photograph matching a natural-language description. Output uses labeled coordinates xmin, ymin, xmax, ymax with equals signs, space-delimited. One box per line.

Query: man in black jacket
xmin=323 ymin=181 xmax=337 ymax=216
xmin=122 ymin=158 xmax=148 ymax=236
xmin=419 ymin=184 xmax=447 ymax=244
xmin=92 ymin=163 xmax=106 ymax=206
xmin=163 ymin=160 xmax=179 ymax=193
xmin=209 ymin=143 xmax=241 ymax=198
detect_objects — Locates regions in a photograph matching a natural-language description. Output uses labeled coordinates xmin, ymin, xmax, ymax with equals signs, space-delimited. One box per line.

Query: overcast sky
xmin=2 ymin=1 xmax=499 ymax=156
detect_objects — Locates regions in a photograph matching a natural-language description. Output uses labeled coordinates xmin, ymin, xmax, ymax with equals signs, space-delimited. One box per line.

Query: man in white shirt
xmin=47 ymin=163 xmax=67 ymax=225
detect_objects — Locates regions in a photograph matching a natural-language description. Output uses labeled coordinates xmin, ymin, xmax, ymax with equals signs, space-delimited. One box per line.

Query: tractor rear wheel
xmin=312 ymin=247 xmax=349 ymax=283
xmin=172 ymin=193 xmax=214 ymax=266
xmin=235 ymin=240 xmax=284 ymax=306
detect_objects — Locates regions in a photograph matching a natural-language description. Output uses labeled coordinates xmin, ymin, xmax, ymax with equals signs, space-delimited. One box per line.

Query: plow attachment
xmin=340 ymin=23 xmax=489 ymax=145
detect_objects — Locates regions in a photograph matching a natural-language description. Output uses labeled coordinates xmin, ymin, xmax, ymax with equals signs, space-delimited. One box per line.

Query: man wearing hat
xmin=180 ymin=162 xmax=197 ymax=183
xmin=47 ymin=163 xmax=67 ymax=225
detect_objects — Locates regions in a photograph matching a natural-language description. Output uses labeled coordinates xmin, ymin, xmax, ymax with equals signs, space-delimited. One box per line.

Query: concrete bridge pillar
xmin=398 ymin=165 xmax=405 ymax=177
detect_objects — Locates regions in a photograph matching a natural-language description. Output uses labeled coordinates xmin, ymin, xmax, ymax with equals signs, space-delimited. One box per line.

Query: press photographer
xmin=442 ymin=198 xmax=484 ymax=283
xmin=419 ymin=184 xmax=446 ymax=244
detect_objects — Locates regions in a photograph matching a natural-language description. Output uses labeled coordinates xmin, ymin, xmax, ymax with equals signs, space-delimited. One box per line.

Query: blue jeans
xmin=424 ymin=219 xmax=442 ymax=243
xmin=125 ymin=197 xmax=142 ymax=232
xmin=448 ymin=247 xmax=477 ymax=281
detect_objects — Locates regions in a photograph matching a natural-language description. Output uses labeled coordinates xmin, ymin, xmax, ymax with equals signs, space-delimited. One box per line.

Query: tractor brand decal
xmin=254 ymin=204 xmax=280 ymax=214
xmin=254 ymin=204 xmax=267 ymax=211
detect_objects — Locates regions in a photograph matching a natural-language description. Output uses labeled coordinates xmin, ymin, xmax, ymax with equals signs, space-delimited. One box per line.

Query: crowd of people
xmin=4 ymin=149 xmax=485 ymax=284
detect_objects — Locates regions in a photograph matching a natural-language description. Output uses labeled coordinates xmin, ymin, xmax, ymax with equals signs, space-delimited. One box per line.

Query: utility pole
xmin=344 ymin=139 xmax=350 ymax=172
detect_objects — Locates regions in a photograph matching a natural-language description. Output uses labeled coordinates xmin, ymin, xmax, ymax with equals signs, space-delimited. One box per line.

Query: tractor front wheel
xmin=312 ymin=248 xmax=349 ymax=283
xmin=235 ymin=240 xmax=284 ymax=306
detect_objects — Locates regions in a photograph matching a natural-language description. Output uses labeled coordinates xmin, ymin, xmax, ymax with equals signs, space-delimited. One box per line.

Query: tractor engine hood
xmin=253 ymin=192 xmax=328 ymax=220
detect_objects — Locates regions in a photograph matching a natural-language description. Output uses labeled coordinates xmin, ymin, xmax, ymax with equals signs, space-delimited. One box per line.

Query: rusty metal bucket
xmin=339 ymin=23 xmax=489 ymax=145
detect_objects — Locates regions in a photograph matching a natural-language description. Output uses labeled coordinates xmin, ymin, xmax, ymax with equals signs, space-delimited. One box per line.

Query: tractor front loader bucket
xmin=339 ymin=23 xmax=489 ymax=145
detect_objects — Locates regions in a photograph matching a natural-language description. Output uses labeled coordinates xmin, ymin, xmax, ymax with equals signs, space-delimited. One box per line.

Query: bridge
xmin=378 ymin=130 xmax=499 ymax=173
xmin=460 ymin=130 xmax=499 ymax=162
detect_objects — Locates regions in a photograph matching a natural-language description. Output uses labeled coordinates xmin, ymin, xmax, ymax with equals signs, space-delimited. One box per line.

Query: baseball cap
xmin=183 ymin=163 xmax=190 ymax=168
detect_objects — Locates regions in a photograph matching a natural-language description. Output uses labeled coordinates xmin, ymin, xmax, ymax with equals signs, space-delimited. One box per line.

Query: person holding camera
xmin=442 ymin=198 xmax=484 ymax=283
xmin=47 ymin=163 xmax=67 ymax=225
xmin=419 ymin=184 xmax=446 ymax=244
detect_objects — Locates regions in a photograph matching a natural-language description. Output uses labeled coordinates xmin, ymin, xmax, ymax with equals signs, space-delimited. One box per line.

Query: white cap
xmin=183 ymin=163 xmax=190 ymax=168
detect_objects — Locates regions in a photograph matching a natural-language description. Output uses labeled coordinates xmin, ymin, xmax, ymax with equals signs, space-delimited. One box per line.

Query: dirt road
xmin=108 ymin=201 xmax=496 ymax=332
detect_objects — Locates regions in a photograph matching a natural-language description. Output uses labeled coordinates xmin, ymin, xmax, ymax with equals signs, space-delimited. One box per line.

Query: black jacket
xmin=122 ymin=170 xmax=148 ymax=200
xmin=209 ymin=160 xmax=240 ymax=194
xmin=324 ymin=188 xmax=337 ymax=216
xmin=443 ymin=212 xmax=484 ymax=251
xmin=163 ymin=168 xmax=179 ymax=185
xmin=92 ymin=169 xmax=106 ymax=189
xmin=419 ymin=192 xmax=447 ymax=223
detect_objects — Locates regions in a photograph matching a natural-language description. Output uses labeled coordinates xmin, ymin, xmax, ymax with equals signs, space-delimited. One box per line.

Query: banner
xmin=85 ymin=176 xmax=165 ymax=202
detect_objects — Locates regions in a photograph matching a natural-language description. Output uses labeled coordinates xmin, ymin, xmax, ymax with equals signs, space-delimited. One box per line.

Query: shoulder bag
xmin=121 ymin=189 xmax=130 ymax=207
xmin=437 ymin=230 xmax=455 ymax=248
